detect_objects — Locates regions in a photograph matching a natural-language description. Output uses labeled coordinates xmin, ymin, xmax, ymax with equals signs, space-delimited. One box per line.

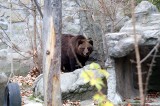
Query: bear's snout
xmin=85 ymin=52 xmax=90 ymax=56
xmin=83 ymin=48 xmax=90 ymax=56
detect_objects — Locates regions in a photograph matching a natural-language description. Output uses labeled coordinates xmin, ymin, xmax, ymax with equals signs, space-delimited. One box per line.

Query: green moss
xmin=136 ymin=0 xmax=160 ymax=11
xmin=29 ymin=95 xmax=35 ymax=100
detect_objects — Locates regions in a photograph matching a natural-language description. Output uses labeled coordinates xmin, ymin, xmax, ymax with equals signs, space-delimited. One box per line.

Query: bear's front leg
xmin=69 ymin=58 xmax=77 ymax=72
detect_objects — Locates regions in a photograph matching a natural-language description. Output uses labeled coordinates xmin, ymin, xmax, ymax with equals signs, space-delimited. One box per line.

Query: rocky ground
xmin=10 ymin=71 xmax=160 ymax=106
xmin=10 ymin=72 xmax=95 ymax=106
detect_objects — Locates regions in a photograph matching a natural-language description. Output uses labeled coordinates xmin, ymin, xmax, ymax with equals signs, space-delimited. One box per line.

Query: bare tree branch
xmin=140 ymin=40 xmax=159 ymax=63
xmin=33 ymin=0 xmax=43 ymax=18
xmin=0 ymin=27 xmax=28 ymax=58
xmin=144 ymin=41 xmax=159 ymax=105
xmin=18 ymin=0 xmax=33 ymax=10
xmin=131 ymin=0 xmax=144 ymax=105
xmin=0 ymin=38 xmax=28 ymax=58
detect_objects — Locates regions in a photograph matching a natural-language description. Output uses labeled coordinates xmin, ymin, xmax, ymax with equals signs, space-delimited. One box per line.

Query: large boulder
xmin=0 ymin=0 xmax=35 ymax=76
xmin=105 ymin=1 xmax=160 ymax=104
xmin=33 ymin=65 xmax=106 ymax=101
xmin=105 ymin=1 xmax=160 ymax=58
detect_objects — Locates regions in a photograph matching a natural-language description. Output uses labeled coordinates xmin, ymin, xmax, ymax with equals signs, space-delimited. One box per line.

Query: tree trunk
xmin=42 ymin=0 xmax=62 ymax=105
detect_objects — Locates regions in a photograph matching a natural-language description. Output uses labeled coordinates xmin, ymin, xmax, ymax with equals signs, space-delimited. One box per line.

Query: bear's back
xmin=62 ymin=34 xmax=74 ymax=46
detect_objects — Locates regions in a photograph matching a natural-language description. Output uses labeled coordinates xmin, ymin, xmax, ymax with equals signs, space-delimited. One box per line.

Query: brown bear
xmin=61 ymin=34 xmax=93 ymax=72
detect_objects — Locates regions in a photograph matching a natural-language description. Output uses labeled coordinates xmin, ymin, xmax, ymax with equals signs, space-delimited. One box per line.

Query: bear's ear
xmin=88 ymin=38 xmax=93 ymax=46
xmin=78 ymin=39 xmax=84 ymax=45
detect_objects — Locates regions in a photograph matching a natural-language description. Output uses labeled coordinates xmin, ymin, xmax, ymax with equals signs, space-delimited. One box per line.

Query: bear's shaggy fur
xmin=61 ymin=34 xmax=93 ymax=72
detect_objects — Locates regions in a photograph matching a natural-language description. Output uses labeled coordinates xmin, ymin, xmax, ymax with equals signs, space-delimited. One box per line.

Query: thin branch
xmin=0 ymin=38 xmax=28 ymax=58
xmin=0 ymin=26 xmax=11 ymax=42
xmin=18 ymin=0 xmax=33 ymax=10
xmin=144 ymin=42 xmax=159 ymax=105
xmin=98 ymin=0 xmax=114 ymax=21
xmin=131 ymin=0 xmax=144 ymax=105
xmin=0 ymin=27 xmax=28 ymax=58
xmin=0 ymin=4 xmax=28 ymax=10
xmin=140 ymin=41 xmax=159 ymax=63
xmin=33 ymin=0 xmax=43 ymax=18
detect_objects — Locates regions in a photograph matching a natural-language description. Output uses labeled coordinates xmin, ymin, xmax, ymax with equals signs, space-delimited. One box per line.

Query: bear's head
xmin=76 ymin=37 xmax=93 ymax=57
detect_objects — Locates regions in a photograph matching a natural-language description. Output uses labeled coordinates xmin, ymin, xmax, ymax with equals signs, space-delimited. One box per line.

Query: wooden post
xmin=42 ymin=0 xmax=62 ymax=106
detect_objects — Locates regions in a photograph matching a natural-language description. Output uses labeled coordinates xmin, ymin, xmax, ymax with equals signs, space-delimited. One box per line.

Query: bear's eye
xmin=88 ymin=47 xmax=92 ymax=51
xmin=80 ymin=48 xmax=85 ymax=50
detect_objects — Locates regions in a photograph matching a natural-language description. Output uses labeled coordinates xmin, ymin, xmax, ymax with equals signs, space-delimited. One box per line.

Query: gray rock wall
xmin=0 ymin=0 xmax=84 ymax=76
xmin=0 ymin=0 xmax=34 ymax=76
xmin=0 ymin=0 xmax=76 ymax=75
xmin=0 ymin=0 xmax=128 ymax=76
xmin=62 ymin=0 xmax=81 ymax=34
